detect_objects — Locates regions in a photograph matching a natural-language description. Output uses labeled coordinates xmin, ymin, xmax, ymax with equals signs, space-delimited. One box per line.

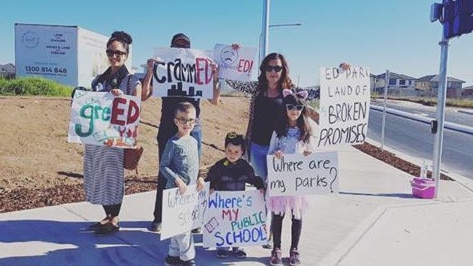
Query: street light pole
xmin=432 ymin=36 xmax=449 ymax=198
xmin=269 ymin=23 xmax=302 ymax=28
xmin=259 ymin=0 xmax=302 ymax=70
xmin=260 ymin=0 xmax=270 ymax=68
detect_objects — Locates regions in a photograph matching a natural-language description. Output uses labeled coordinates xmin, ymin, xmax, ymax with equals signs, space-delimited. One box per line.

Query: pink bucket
xmin=410 ymin=177 xmax=436 ymax=199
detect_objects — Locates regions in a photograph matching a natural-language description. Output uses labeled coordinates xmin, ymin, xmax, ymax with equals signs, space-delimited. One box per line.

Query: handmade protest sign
xmin=151 ymin=47 xmax=215 ymax=99
xmin=68 ymin=90 xmax=140 ymax=148
xmin=317 ymin=66 xmax=371 ymax=150
xmin=161 ymin=183 xmax=209 ymax=240
xmin=213 ymin=43 xmax=256 ymax=82
xmin=266 ymin=152 xmax=339 ymax=197
xmin=203 ymin=190 xmax=268 ymax=248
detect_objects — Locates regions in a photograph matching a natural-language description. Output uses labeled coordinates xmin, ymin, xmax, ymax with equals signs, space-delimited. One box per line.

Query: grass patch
xmin=374 ymin=96 xmax=473 ymax=108
xmin=0 ymin=77 xmax=73 ymax=97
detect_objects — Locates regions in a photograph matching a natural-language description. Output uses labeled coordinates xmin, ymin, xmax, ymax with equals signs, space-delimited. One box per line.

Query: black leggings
xmin=271 ymin=213 xmax=302 ymax=250
xmin=103 ymin=204 xmax=121 ymax=217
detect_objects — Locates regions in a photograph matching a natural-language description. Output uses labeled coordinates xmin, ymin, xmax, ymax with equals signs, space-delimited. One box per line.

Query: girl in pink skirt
xmin=266 ymin=89 xmax=315 ymax=266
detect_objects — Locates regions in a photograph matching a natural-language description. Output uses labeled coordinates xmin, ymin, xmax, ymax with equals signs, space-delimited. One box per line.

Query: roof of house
xmin=462 ymin=85 xmax=473 ymax=90
xmin=0 ymin=63 xmax=15 ymax=73
xmin=417 ymin=74 xmax=465 ymax=83
xmin=375 ymin=72 xmax=417 ymax=80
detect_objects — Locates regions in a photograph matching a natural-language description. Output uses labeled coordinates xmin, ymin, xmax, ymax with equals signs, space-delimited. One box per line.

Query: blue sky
xmin=1 ymin=0 xmax=472 ymax=87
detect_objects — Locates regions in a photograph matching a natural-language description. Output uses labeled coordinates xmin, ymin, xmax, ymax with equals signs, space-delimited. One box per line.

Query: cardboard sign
xmin=151 ymin=47 xmax=214 ymax=99
xmin=213 ymin=43 xmax=256 ymax=82
xmin=203 ymin=190 xmax=268 ymax=248
xmin=266 ymin=152 xmax=339 ymax=196
xmin=161 ymin=183 xmax=209 ymax=240
xmin=318 ymin=66 xmax=371 ymax=150
xmin=68 ymin=90 xmax=140 ymax=148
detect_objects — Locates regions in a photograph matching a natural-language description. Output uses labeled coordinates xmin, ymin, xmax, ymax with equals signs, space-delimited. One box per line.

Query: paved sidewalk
xmin=1 ymin=145 xmax=473 ymax=266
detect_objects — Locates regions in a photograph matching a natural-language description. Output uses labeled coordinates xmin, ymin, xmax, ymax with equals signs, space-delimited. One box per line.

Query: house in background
xmin=0 ymin=63 xmax=15 ymax=78
xmin=462 ymin=85 xmax=473 ymax=98
xmin=372 ymin=72 xmax=417 ymax=96
xmin=416 ymin=75 xmax=465 ymax=98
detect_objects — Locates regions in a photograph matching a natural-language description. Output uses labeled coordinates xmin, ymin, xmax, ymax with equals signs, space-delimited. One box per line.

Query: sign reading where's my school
xmin=161 ymin=184 xmax=209 ymax=240
xmin=318 ymin=66 xmax=371 ymax=149
xmin=67 ymin=90 xmax=141 ymax=148
xmin=151 ymin=47 xmax=215 ymax=99
xmin=266 ymin=152 xmax=339 ymax=197
xmin=203 ymin=190 xmax=268 ymax=248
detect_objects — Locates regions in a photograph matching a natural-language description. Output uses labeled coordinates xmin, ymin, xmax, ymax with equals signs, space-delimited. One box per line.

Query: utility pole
xmin=259 ymin=0 xmax=270 ymax=68
xmin=430 ymin=0 xmax=473 ymax=198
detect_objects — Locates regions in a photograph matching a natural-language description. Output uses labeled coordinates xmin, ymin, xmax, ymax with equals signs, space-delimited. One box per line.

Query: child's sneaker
xmin=216 ymin=249 xmax=229 ymax=258
xmin=270 ymin=248 xmax=282 ymax=265
xmin=164 ymin=255 xmax=182 ymax=265
xmin=289 ymin=248 xmax=301 ymax=266
xmin=233 ymin=248 xmax=247 ymax=258
xmin=181 ymin=259 xmax=196 ymax=266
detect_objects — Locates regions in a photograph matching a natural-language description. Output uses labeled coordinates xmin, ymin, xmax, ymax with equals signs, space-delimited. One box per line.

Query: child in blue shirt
xmin=160 ymin=102 xmax=205 ymax=266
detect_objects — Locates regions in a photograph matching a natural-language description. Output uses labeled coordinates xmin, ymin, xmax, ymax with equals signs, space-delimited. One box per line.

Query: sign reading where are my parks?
xmin=267 ymin=152 xmax=339 ymax=196
xmin=317 ymin=66 xmax=371 ymax=149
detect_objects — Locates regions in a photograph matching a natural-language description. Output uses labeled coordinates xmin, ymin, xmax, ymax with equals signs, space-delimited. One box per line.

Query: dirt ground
xmin=0 ymin=96 xmax=443 ymax=213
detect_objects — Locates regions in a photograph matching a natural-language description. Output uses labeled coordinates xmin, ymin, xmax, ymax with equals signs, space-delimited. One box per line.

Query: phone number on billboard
xmin=25 ymin=66 xmax=68 ymax=74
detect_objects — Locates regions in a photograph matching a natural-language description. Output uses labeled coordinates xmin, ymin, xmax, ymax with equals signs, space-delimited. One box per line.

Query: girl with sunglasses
xmin=266 ymin=89 xmax=314 ymax=266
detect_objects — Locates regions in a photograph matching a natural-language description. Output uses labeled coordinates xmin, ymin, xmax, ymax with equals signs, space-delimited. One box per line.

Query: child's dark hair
xmin=174 ymin=102 xmax=196 ymax=116
xmin=224 ymin=132 xmax=246 ymax=154
xmin=274 ymin=92 xmax=312 ymax=143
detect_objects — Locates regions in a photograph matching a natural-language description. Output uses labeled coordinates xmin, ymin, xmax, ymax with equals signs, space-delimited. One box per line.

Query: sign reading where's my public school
xmin=67 ymin=90 xmax=141 ymax=148
xmin=203 ymin=190 xmax=268 ymax=248
xmin=317 ymin=66 xmax=371 ymax=150
xmin=151 ymin=48 xmax=215 ymax=99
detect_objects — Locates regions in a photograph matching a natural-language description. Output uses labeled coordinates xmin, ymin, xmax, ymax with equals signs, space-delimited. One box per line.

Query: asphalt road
xmin=368 ymin=100 xmax=473 ymax=180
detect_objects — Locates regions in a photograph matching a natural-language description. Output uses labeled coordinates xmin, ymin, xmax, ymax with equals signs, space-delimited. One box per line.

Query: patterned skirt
xmin=83 ymin=144 xmax=124 ymax=205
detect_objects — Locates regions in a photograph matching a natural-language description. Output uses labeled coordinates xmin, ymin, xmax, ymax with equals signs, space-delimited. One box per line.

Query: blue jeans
xmin=249 ymin=142 xmax=269 ymax=182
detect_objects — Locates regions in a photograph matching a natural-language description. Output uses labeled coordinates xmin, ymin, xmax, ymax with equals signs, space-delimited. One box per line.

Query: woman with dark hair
xmin=226 ymin=52 xmax=298 ymax=194
xmin=226 ymin=51 xmax=344 ymax=249
xmin=83 ymin=31 xmax=142 ymax=234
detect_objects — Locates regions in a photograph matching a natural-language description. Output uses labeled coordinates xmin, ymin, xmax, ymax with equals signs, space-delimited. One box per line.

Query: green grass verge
xmin=0 ymin=77 xmax=73 ymax=97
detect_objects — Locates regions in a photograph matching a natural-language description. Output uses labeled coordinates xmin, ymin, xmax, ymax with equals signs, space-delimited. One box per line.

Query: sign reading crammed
xmin=151 ymin=47 xmax=215 ymax=99
xmin=161 ymin=184 xmax=209 ymax=240
xmin=67 ymin=90 xmax=140 ymax=148
xmin=266 ymin=152 xmax=339 ymax=197
xmin=317 ymin=66 xmax=371 ymax=149
xmin=203 ymin=190 xmax=268 ymax=248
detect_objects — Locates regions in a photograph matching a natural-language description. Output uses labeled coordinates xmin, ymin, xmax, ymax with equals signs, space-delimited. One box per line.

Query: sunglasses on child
xmin=106 ymin=49 xmax=127 ymax=57
xmin=286 ymin=104 xmax=304 ymax=111
xmin=175 ymin=117 xmax=196 ymax=125
xmin=264 ymin=65 xmax=283 ymax=73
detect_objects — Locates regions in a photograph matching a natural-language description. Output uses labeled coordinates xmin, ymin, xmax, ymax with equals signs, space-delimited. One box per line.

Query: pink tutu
xmin=267 ymin=195 xmax=309 ymax=219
